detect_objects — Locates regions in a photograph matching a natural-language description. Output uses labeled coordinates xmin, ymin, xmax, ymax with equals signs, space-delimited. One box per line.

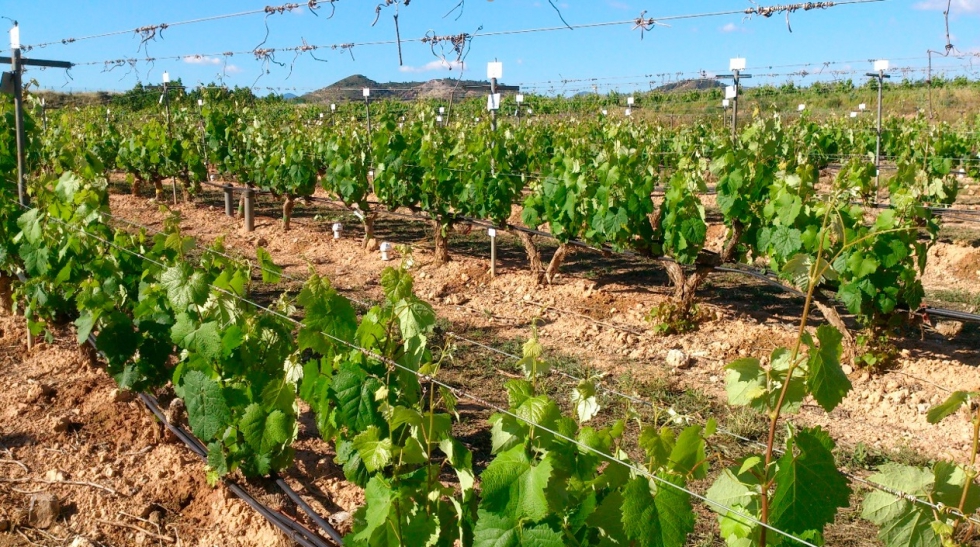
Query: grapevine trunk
xmin=514 ymin=229 xmax=544 ymax=282
xmin=362 ymin=212 xmax=376 ymax=249
xmin=282 ymin=194 xmax=295 ymax=232
xmin=433 ymin=218 xmax=451 ymax=264
xmin=545 ymin=243 xmax=572 ymax=284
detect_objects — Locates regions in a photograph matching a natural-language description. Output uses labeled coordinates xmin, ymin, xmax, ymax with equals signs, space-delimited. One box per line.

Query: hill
xmin=655 ymin=79 xmax=725 ymax=93
xmin=301 ymin=74 xmax=513 ymax=103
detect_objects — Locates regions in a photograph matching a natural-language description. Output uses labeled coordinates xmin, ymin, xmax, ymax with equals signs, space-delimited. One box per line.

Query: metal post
xmin=11 ymin=48 xmax=27 ymax=207
xmin=490 ymin=77 xmax=498 ymax=132
xmin=224 ymin=184 xmax=234 ymax=217
xmin=489 ymin=229 xmax=497 ymax=278
xmin=364 ymin=95 xmax=372 ymax=137
xmin=40 ymin=98 xmax=46 ymax=133
xmin=162 ymin=80 xmax=177 ymax=205
xmin=875 ymin=73 xmax=883 ymax=199
xmin=731 ymin=69 xmax=740 ymax=143
xmin=243 ymin=188 xmax=255 ymax=232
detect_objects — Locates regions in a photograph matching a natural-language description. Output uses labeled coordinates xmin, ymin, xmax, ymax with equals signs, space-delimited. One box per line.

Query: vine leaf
xmin=862 ymin=464 xmax=938 ymax=547
xmin=769 ymin=427 xmax=851 ymax=539
xmin=804 ymin=325 xmax=851 ymax=413
xmin=480 ymin=445 xmax=553 ymax=522
xmin=472 ymin=510 xmax=517 ymax=547
xmin=571 ymin=380 xmax=599 ymax=423
xmin=926 ymin=391 xmax=969 ymax=424
xmin=161 ymin=265 xmax=209 ymax=310
xmin=352 ymin=426 xmax=393 ymax=473
xmin=255 ymin=247 xmax=282 ymax=284
xmin=621 ymin=475 xmax=694 ymax=547
xmin=177 ymin=370 xmax=230 ymax=442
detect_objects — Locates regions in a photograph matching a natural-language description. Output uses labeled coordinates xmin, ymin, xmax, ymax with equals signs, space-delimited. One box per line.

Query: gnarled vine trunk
xmin=153 ymin=179 xmax=164 ymax=202
xmin=433 ymin=218 xmax=451 ymax=264
xmin=813 ymin=293 xmax=855 ymax=359
xmin=282 ymin=194 xmax=295 ymax=231
xmin=362 ymin=212 xmax=377 ymax=248
xmin=131 ymin=176 xmax=143 ymax=197
xmin=514 ymin=229 xmax=545 ymax=283
xmin=544 ymin=243 xmax=573 ymax=284
xmin=666 ymin=221 xmax=744 ymax=315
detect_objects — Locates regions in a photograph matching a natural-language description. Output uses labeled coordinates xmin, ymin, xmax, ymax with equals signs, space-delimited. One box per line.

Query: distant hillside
xmin=656 ymin=79 xmax=725 ymax=93
xmin=301 ymin=74 xmax=513 ymax=103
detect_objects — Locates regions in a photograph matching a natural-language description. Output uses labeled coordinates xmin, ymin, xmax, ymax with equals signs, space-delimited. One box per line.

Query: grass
xmin=927 ymin=289 xmax=980 ymax=313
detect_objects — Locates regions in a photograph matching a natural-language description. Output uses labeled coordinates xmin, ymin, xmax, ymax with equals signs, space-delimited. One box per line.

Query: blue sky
xmin=4 ymin=0 xmax=980 ymax=95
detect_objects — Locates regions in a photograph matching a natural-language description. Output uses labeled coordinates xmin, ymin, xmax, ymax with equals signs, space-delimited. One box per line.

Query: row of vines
xmin=4 ymin=93 xmax=980 ymax=546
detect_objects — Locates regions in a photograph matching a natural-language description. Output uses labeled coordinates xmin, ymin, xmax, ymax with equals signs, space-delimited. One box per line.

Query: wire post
xmin=197 ymin=98 xmax=209 ymax=171
xmin=40 ymin=97 xmax=46 ymax=133
xmin=716 ymin=58 xmax=751 ymax=145
xmin=488 ymin=228 xmax=497 ymax=278
xmin=243 ymin=187 xmax=255 ymax=232
xmin=2 ymin=25 xmax=73 ymax=207
xmin=866 ymin=59 xmax=890 ymax=203
xmin=515 ymin=93 xmax=524 ymax=125
xmin=487 ymin=61 xmax=502 ymax=132
xmin=362 ymin=88 xmax=371 ymax=137
xmin=162 ymin=72 xmax=177 ymax=205
xmin=10 ymin=35 xmax=27 ymax=207
xmin=223 ymin=184 xmax=234 ymax=217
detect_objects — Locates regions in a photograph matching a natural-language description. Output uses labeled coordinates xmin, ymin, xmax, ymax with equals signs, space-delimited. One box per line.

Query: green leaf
xmin=769 ymin=427 xmax=851 ymax=538
xmin=621 ymin=475 xmax=694 ymax=547
xmin=669 ymin=425 xmax=707 ymax=479
xmin=520 ymin=524 xmax=564 ymax=547
xmin=394 ymin=297 xmax=435 ymax=342
xmin=926 ymin=391 xmax=969 ymax=425
xmin=240 ymin=404 xmax=292 ymax=455
xmin=770 ymin=226 xmax=803 ymax=258
xmin=571 ymin=380 xmax=600 ymax=423
xmin=805 ymin=325 xmax=851 ymax=413
xmin=352 ymin=476 xmax=393 ymax=542
xmin=177 ymin=370 xmax=230 ymax=442
xmin=480 ymin=445 xmax=553 ymax=522
xmin=724 ymin=358 xmax=767 ymax=410
xmin=161 ymin=265 xmax=209 ymax=310
xmin=333 ymin=363 xmax=383 ymax=432
xmin=473 ymin=510 xmax=518 ymax=547
xmin=352 ymin=426 xmax=393 ymax=473
xmin=255 ymin=247 xmax=282 ymax=284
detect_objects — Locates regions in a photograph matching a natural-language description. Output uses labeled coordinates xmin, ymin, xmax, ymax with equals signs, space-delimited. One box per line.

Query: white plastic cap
xmin=439 ymin=106 xmax=445 ymax=114
xmin=162 ymin=72 xmax=170 ymax=83
xmin=487 ymin=228 xmax=497 ymax=238
xmin=487 ymin=61 xmax=503 ymax=79
xmin=627 ymin=96 xmax=634 ymax=106
xmin=725 ymin=86 xmax=737 ymax=99
xmin=362 ymin=88 xmax=370 ymax=97
xmin=798 ymin=104 xmax=805 ymax=111
xmin=624 ymin=108 xmax=632 ymax=117
xmin=10 ymin=25 xmax=20 ymax=49
xmin=873 ymin=59 xmax=889 ymax=72
xmin=601 ymin=109 xmax=608 ymax=115
xmin=380 ymin=242 xmax=392 ymax=251
xmin=516 ymin=93 xmax=524 ymax=103
xmin=198 ymin=99 xmax=204 ymax=106
xmin=850 ymin=112 xmax=858 ymax=118
xmin=436 ymin=115 xmax=443 ymax=123
xmin=331 ymin=103 xmax=336 ymax=111
xmin=730 ymin=57 xmax=746 ymax=71
xmin=722 ymin=99 xmax=730 ymax=108
xmin=859 ymin=103 xmax=866 ymax=111
xmin=332 ymin=222 xmax=343 ymax=231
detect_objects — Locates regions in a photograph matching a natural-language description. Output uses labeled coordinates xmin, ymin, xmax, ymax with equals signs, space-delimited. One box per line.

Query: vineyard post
xmin=243 ymin=187 xmax=255 ymax=232
xmin=223 ymin=184 xmax=234 ymax=217
xmin=716 ymin=57 xmax=752 ymax=144
xmin=330 ymin=103 xmax=336 ymax=126
xmin=866 ymin=59 xmax=890 ymax=203
xmin=39 ymin=97 xmax=46 ymax=133
xmin=487 ymin=61 xmax=502 ymax=132
xmin=516 ymin=93 xmax=524 ymax=125
xmin=162 ymin=71 xmax=177 ymax=205
xmin=2 ymin=23 xmax=72 ymax=207
xmin=362 ymin=88 xmax=372 ymax=137
xmin=488 ymin=228 xmax=497 ymax=277
xmin=197 ymin=98 xmax=209 ymax=170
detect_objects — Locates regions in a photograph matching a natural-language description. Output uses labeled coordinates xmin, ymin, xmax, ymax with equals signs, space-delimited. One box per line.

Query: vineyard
xmin=3 ymin=3 xmax=980 ymax=547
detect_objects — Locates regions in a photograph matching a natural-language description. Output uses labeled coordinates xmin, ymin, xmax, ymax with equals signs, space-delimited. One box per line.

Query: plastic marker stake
xmin=516 ymin=94 xmax=524 ymax=104
xmin=362 ymin=88 xmax=370 ymax=98
xmin=10 ymin=25 xmax=20 ymax=49
xmin=380 ymin=242 xmax=393 ymax=261
xmin=332 ymin=223 xmax=343 ymax=240
xmin=722 ymin=99 xmax=730 ymax=108
xmin=725 ymin=86 xmax=737 ymax=99
xmin=730 ymin=57 xmax=746 ymax=71
xmin=873 ymin=59 xmax=889 ymax=72
xmin=798 ymin=104 xmax=805 ymax=111
xmin=198 ymin=99 xmax=204 ymax=107
xmin=859 ymin=103 xmax=866 ymax=111
xmin=162 ymin=72 xmax=170 ymax=84
xmin=439 ymin=106 xmax=445 ymax=114
xmin=850 ymin=112 xmax=858 ymax=118
xmin=331 ymin=103 xmax=336 ymax=112
xmin=627 ymin=96 xmax=634 ymax=106
xmin=487 ymin=61 xmax=503 ymax=79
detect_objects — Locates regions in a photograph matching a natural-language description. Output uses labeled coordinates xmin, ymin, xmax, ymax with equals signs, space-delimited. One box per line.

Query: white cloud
xmin=914 ymin=0 xmax=980 ymax=13
xmin=720 ymin=22 xmax=745 ymax=33
xmin=399 ymin=59 xmax=466 ymax=73
xmin=607 ymin=0 xmax=630 ymax=9
xmin=183 ymin=55 xmax=223 ymax=65
xmin=224 ymin=65 xmax=242 ymax=74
